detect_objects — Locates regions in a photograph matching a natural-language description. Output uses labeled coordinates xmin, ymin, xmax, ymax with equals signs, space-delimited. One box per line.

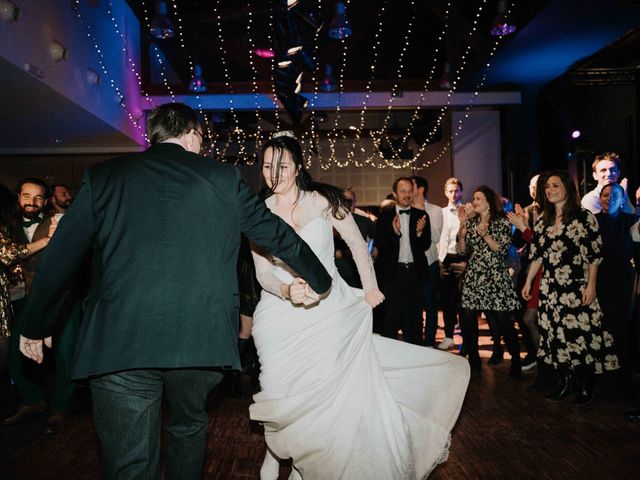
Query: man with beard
xmin=48 ymin=184 xmax=73 ymax=216
xmin=16 ymin=103 xmax=331 ymax=480
xmin=0 ymin=177 xmax=75 ymax=434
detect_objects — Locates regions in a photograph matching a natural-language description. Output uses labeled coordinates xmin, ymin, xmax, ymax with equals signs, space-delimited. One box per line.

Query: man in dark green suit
xmin=18 ymin=103 xmax=332 ymax=480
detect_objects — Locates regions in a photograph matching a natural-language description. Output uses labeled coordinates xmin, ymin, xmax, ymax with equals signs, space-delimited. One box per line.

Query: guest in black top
xmin=596 ymin=182 xmax=639 ymax=368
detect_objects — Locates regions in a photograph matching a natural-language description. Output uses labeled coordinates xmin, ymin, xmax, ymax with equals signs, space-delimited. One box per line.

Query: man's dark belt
xmin=397 ymin=262 xmax=414 ymax=269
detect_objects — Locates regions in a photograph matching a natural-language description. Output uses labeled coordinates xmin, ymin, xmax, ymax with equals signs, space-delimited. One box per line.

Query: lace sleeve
xmin=331 ymin=212 xmax=378 ymax=293
xmin=250 ymin=243 xmax=287 ymax=299
xmin=0 ymin=231 xmax=30 ymax=267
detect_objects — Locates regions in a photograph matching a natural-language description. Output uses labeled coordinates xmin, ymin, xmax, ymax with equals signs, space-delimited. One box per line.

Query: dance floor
xmin=1 ymin=331 xmax=639 ymax=480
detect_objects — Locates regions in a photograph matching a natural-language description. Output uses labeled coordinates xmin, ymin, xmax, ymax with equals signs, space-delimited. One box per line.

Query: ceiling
xmin=0 ymin=57 xmax=139 ymax=153
xmin=130 ymin=0 xmax=552 ymax=94
xmin=1 ymin=0 xmax=638 ymax=153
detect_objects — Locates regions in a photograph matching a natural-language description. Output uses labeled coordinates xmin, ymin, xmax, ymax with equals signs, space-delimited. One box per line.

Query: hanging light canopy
xmin=438 ymin=62 xmax=452 ymax=90
xmin=189 ymin=64 xmax=207 ymax=93
xmin=490 ymin=1 xmax=516 ymax=37
xmin=320 ymin=64 xmax=337 ymax=92
xmin=328 ymin=2 xmax=352 ymax=40
xmin=150 ymin=1 xmax=175 ymax=40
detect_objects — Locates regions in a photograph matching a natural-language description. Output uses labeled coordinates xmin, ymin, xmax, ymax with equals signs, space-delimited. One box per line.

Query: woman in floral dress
xmin=457 ymin=185 xmax=521 ymax=376
xmin=523 ymin=170 xmax=619 ymax=407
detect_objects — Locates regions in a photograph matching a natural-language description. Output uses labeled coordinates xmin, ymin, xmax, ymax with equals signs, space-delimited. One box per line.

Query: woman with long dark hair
xmin=249 ymin=132 xmax=469 ymax=480
xmin=508 ymin=173 xmax=552 ymax=389
xmin=595 ymin=183 xmax=639 ymax=369
xmin=523 ymin=170 xmax=619 ymax=406
xmin=457 ymin=185 xmax=522 ymax=375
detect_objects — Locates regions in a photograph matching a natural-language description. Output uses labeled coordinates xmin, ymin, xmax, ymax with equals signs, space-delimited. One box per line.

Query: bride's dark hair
xmin=260 ymin=135 xmax=351 ymax=220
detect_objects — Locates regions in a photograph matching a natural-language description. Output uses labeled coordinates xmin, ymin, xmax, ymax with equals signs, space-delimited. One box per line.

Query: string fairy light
xmin=212 ymin=0 xmax=247 ymax=163
xmin=366 ymin=0 xmax=489 ymax=170
xmin=243 ymin=0 xmax=264 ymax=164
xmin=71 ymin=1 xmax=146 ymax=138
xmin=346 ymin=0 xmax=389 ymax=168
xmin=304 ymin=0 xmax=328 ymax=170
xmin=376 ymin=0 xmax=452 ymax=164
xmin=372 ymin=0 xmax=417 ymax=168
xmin=412 ymin=2 xmax=512 ymax=170
xmin=166 ymin=0 xmax=217 ymax=153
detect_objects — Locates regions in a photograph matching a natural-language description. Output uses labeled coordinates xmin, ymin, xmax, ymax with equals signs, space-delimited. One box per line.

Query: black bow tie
xmin=398 ymin=209 xmax=411 ymax=215
xmin=23 ymin=217 xmax=42 ymax=228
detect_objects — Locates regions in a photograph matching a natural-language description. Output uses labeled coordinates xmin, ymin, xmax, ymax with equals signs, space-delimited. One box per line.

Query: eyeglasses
xmin=193 ymin=129 xmax=204 ymax=140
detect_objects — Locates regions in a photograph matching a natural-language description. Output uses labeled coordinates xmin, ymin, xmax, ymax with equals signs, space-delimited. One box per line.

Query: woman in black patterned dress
xmin=596 ymin=183 xmax=639 ymax=369
xmin=523 ymin=170 xmax=619 ymax=406
xmin=458 ymin=185 xmax=521 ymax=376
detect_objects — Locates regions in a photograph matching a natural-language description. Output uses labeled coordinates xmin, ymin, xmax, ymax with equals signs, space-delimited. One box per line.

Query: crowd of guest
xmin=1 ymin=150 xmax=640 ymax=438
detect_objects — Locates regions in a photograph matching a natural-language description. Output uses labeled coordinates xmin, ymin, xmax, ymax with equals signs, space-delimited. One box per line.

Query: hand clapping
xmin=416 ymin=214 xmax=427 ymax=236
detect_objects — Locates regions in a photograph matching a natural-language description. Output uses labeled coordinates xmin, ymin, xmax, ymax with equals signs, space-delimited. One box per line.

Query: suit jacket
xmin=374 ymin=207 xmax=431 ymax=283
xmin=10 ymin=217 xmax=49 ymax=293
xmin=20 ymin=143 xmax=332 ymax=379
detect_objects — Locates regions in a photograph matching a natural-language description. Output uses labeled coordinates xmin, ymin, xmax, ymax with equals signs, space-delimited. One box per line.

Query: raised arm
xmin=236 ymin=171 xmax=331 ymax=295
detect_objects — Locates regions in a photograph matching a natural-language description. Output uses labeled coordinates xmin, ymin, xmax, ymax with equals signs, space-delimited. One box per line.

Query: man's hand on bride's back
xmin=365 ymin=289 xmax=385 ymax=307
xmin=288 ymin=278 xmax=309 ymax=304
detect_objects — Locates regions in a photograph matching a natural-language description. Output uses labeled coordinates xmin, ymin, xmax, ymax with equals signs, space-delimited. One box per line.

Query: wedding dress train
xmin=250 ymin=192 xmax=470 ymax=480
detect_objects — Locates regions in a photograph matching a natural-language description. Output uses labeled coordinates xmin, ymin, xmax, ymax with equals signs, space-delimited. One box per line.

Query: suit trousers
xmin=90 ymin=368 xmax=223 ymax=480
xmin=439 ymin=258 xmax=464 ymax=339
xmin=382 ymin=264 xmax=424 ymax=345
xmin=423 ymin=261 xmax=440 ymax=346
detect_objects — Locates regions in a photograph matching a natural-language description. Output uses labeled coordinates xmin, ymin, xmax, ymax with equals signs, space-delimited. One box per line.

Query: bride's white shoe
xmin=259 ymin=450 xmax=280 ymax=480
xmin=288 ymin=466 xmax=302 ymax=480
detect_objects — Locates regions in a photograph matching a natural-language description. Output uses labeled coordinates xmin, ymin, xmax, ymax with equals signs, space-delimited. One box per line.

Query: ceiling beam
xmin=146 ymin=90 xmax=521 ymax=111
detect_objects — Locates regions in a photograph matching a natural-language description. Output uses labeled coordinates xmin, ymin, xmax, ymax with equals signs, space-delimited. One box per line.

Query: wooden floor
xmin=1 ymin=331 xmax=639 ymax=480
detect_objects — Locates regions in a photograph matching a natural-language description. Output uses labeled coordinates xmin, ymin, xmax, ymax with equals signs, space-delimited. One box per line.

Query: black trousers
xmin=460 ymin=309 xmax=520 ymax=361
xmin=439 ymin=255 xmax=465 ymax=339
xmin=90 ymin=368 xmax=223 ymax=480
xmin=382 ymin=263 xmax=424 ymax=345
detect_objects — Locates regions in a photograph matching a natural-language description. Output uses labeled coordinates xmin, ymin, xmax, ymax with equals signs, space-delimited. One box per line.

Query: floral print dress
xmin=460 ymin=215 xmax=520 ymax=312
xmin=530 ymin=209 xmax=619 ymax=373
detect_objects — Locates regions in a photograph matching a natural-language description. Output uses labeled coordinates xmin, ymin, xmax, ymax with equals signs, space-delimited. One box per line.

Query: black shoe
xmin=509 ymin=359 xmax=522 ymax=378
xmin=44 ymin=413 xmax=65 ymax=434
xmin=521 ymin=355 xmax=537 ymax=371
xmin=572 ymin=369 xmax=595 ymax=407
xmin=1 ymin=400 xmax=48 ymax=426
xmin=624 ymin=408 xmax=640 ymax=421
xmin=468 ymin=355 xmax=481 ymax=372
xmin=488 ymin=351 xmax=504 ymax=365
xmin=547 ymin=372 xmax=573 ymax=401
xmin=527 ymin=361 xmax=555 ymax=393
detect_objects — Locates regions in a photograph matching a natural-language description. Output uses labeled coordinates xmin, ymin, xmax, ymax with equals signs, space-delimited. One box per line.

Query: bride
xmin=249 ymin=131 xmax=470 ymax=480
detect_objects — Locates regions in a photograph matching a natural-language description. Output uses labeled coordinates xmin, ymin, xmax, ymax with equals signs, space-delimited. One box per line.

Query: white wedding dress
xmin=250 ymin=192 xmax=470 ymax=480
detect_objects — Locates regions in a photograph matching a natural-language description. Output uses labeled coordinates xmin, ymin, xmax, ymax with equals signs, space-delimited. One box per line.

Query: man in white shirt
xmin=437 ymin=178 xmax=465 ymax=350
xmin=581 ymin=152 xmax=638 ymax=214
xmin=411 ymin=176 xmax=443 ymax=347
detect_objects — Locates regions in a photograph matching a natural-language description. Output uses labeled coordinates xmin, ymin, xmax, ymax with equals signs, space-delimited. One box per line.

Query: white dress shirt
xmin=422 ymin=200 xmax=443 ymax=266
xmin=22 ymin=215 xmax=44 ymax=242
xmin=396 ymin=206 xmax=413 ymax=263
xmin=438 ymin=204 xmax=461 ymax=262
xmin=631 ymin=218 xmax=640 ymax=242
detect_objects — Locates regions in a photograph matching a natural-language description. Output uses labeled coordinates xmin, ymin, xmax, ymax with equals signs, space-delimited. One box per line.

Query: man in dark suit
xmin=2 ymin=178 xmax=62 ymax=429
xmin=375 ymin=177 xmax=430 ymax=345
xmin=18 ymin=103 xmax=332 ymax=480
